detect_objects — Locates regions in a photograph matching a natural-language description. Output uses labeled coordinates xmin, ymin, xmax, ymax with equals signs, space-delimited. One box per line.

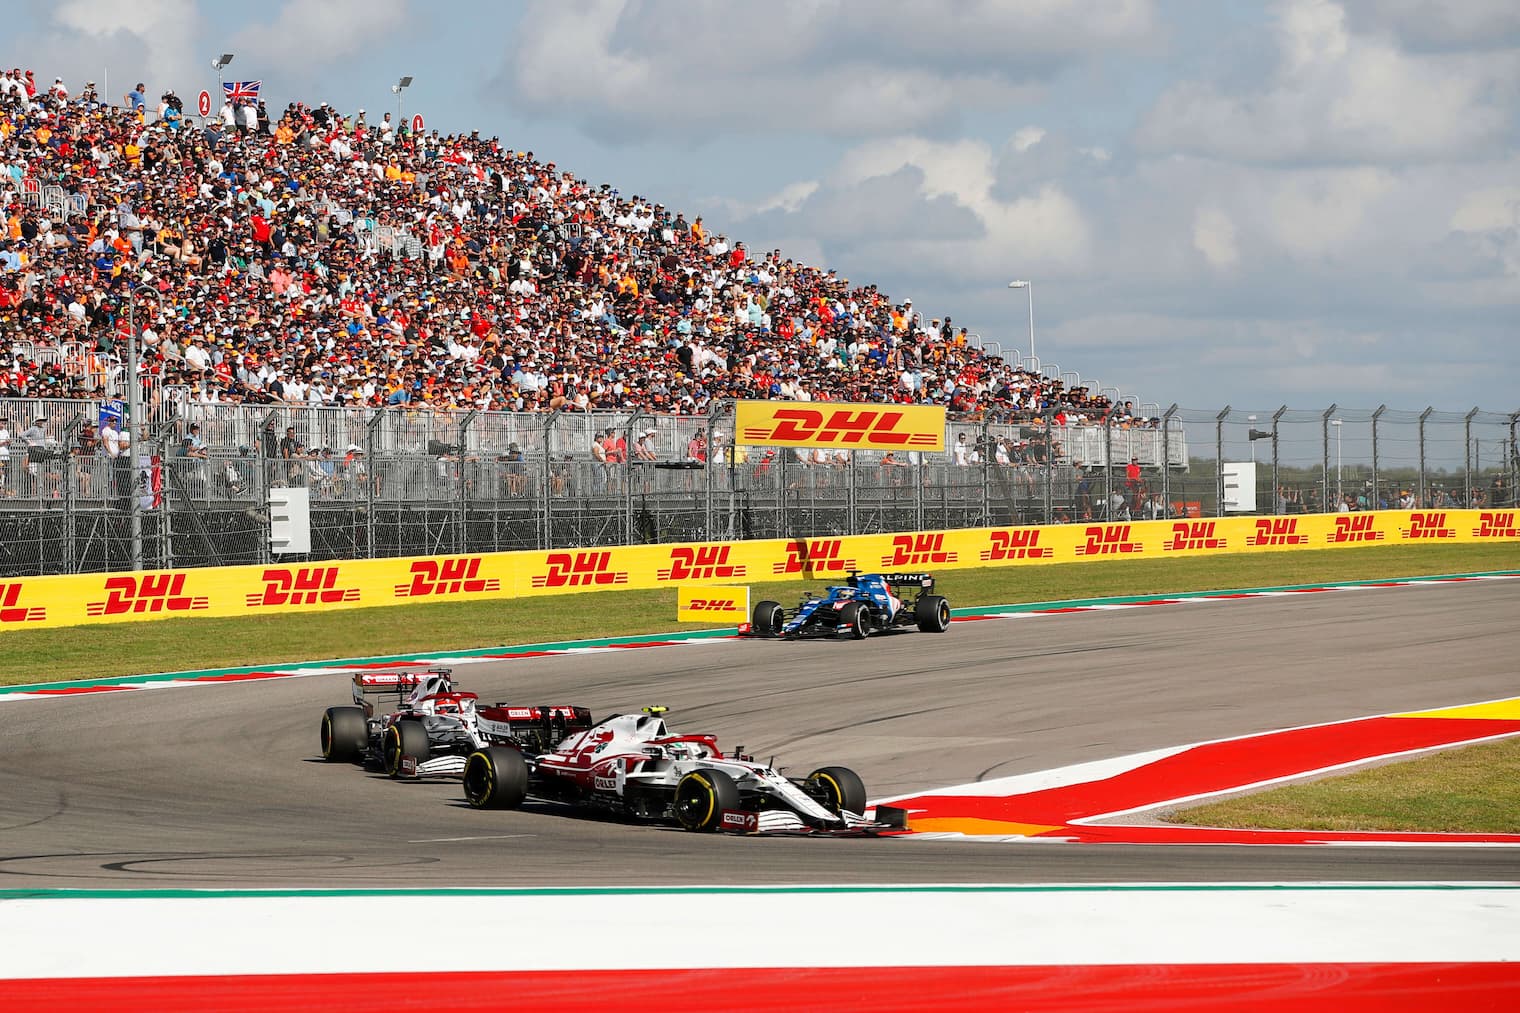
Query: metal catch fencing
xmin=0 ymin=399 xmax=1514 ymax=576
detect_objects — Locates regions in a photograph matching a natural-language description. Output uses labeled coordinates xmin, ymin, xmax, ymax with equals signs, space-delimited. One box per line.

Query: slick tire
xmin=673 ymin=767 xmax=740 ymax=832
xmin=463 ymin=746 xmax=530 ymax=810
xmin=839 ymin=601 xmax=869 ymax=640
xmin=752 ymin=599 xmax=784 ymax=637
xmin=914 ymin=594 xmax=951 ymax=633
xmin=383 ymin=719 xmax=431 ymax=778
xmin=320 ymin=706 xmax=367 ymax=763
xmin=806 ymin=765 xmax=868 ymax=816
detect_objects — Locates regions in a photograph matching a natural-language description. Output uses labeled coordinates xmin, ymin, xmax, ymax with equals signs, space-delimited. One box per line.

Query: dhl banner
xmin=734 ymin=400 xmax=946 ymax=452
xmin=1 ymin=510 xmax=1515 ymax=632
xmin=677 ymin=584 xmax=750 ymax=622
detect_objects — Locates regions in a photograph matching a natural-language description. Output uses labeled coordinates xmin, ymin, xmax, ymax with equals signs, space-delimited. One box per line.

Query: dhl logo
xmin=1163 ymin=521 xmax=1227 ymax=552
xmin=658 ymin=545 xmax=747 ymax=582
xmin=1076 ymin=525 xmax=1144 ymax=557
xmin=1327 ymin=515 xmax=1384 ymax=544
xmin=980 ymin=529 xmax=1052 ymax=561
xmin=86 ymin=574 xmax=209 ymax=616
xmin=1247 ymin=517 xmax=1308 ymax=547
xmin=881 ymin=533 xmax=958 ymax=567
xmin=530 ymin=551 xmax=630 ymax=589
xmin=771 ymin=539 xmax=856 ymax=575
xmin=1473 ymin=512 xmax=1520 ymax=539
xmin=0 ymin=583 xmax=46 ymax=623
xmin=394 ymin=558 xmax=501 ymax=598
xmin=1401 ymin=512 xmax=1455 ymax=540
xmin=246 ymin=567 xmax=361 ymax=608
xmin=735 ymin=401 xmax=944 ymax=451
xmin=685 ymin=598 xmax=742 ymax=613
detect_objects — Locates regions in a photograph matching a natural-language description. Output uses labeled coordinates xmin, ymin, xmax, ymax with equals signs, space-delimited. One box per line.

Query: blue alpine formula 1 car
xmin=741 ymin=572 xmax=951 ymax=640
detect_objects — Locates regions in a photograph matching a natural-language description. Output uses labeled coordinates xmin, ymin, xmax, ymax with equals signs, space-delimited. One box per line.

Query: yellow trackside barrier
xmin=676 ymin=585 xmax=750 ymax=623
xmin=1 ymin=509 xmax=1514 ymax=631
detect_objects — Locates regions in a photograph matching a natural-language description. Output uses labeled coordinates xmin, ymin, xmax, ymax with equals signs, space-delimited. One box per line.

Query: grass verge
xmin=1165 ymin=736 xmax=1520 ymax=834
xmin=3 ymin=541 xmax=1516 ymax=685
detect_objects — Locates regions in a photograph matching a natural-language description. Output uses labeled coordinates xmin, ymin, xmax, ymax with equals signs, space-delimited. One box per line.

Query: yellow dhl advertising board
xmin=676 ymin=585 xmax=750 ymax=622
xmin=734 ymin=400 xmax=946 ymax=453
xmin=0 ymin=509 xmax=1514 ymax=632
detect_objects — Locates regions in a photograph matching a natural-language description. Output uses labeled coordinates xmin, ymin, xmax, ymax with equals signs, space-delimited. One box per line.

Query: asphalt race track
xmin=4 ymin=581 xmax=1519 ymax=889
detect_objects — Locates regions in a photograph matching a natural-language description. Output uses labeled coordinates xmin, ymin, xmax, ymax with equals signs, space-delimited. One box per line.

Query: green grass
xmin=4 ymin=541 xmax=1516 ymax=685
xmin=1166 ymin=737 xmax=1520 ymax=834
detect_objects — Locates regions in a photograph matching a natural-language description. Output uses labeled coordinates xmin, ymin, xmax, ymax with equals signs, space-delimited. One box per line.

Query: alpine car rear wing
xmin=878 ymin=573 xmax=934 ymax=587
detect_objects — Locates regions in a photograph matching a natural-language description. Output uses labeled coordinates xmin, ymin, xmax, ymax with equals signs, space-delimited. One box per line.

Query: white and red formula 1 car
xmin=462 ymin=705 xmax=906 ymax=835
xmin=319 ymin=668 xmax=593 ymax=779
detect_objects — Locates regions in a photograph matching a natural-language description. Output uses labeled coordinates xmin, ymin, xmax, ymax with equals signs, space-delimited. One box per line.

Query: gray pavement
xmin=3 ymin=581 xmax=1518 ymax=888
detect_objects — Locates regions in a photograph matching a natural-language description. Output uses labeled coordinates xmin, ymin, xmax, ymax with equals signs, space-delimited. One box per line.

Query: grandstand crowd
xmin=0 ymin=66 xmax=1136 ymax=429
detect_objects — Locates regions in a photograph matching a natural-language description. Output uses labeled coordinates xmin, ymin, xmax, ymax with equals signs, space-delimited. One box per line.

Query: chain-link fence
xmin=1 ymin=399 xmax=1514 ymax=576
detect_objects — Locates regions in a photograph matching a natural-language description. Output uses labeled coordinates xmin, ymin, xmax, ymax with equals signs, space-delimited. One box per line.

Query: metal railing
xmin=0 ymin=399 xmax=1514 ymax=577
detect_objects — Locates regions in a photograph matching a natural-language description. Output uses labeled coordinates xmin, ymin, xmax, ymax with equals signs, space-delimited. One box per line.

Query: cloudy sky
xmin=14 ymin=0 xmax=1519 ymax=415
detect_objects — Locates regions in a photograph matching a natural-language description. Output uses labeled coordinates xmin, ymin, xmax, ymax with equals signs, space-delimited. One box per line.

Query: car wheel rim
xmin=321 ymin=714 xmax=333 ymax=758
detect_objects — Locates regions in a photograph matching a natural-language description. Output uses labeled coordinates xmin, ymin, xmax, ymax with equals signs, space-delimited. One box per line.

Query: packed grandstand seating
xmin=0 ymin=67 xmax=1146 ymax=432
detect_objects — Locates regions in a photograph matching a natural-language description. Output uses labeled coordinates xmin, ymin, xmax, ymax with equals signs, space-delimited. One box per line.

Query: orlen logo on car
xmin=658 ymin=545 xmax=747 ymax=581
xmin=685 ymin=598 xmax=741 ymax=613
xmin=1076 ymin=525 xmax=1144 ymax=557
xmin=1327 ymin=515 xmax=1384 ymax=544
xmin=1473 ymin=512 xmax=1520 ymax=539
xmin=394 ymin=558 xmax=501 ymax=598
xmin=0 ymin=583 xmax=46 ymax=624
xmin=86 ymin=574 xmax=209 ymax=616
xmin=739 ymin=407 xmax=938 ymax=448
xmin=721 ymin=810 xmax=760 ymax=833
xmin=881 ymin=533 xmax=958 ymax=567
xmin=771 ymin=539 xmax=856 ymax=575
xmin=1247 ymin=518 xmax=1308 ymax=547
xmin=1164 ymin=521 xmax=1227 ymax=552
xmin=980 ymin=529 xmax=1052 ymax=561
xmin=245 ymin=566 xmax=360 ymax=608
xmin=530 ymin=551 xmax=629 ymax=589
xmin=1401 ymin=512 xmax=1455 ymax=540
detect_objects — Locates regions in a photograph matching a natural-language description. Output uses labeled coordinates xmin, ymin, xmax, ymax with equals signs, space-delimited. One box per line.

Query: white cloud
xmin=1138 ymin=0 xmax=1520 ymax=164
xmin=503 ymin=0 xmax=1157 ymax=139
xmin=232 ymin=0 xmax=411 ymax=87
xmin=1340 ymin=0 xmax=1520 ymax=51
xmin=1192 ymin=207 xmax=1239 ymax=270
xmin=22 ymin=0 xmax=204 ymax=99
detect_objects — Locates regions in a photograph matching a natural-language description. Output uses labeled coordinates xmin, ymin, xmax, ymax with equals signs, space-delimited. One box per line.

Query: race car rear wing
xmin=349 ymin=668 xmax=455 ymax=709
xmin=878 ymin=573 xmax=934 ymax=587
xmin=477 ymin=704 xmax=595 ymax=751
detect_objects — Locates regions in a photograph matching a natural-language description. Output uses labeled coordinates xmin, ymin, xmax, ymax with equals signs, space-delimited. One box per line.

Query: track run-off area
xmin=3 ymin=572 xmax=1519 ymax=1009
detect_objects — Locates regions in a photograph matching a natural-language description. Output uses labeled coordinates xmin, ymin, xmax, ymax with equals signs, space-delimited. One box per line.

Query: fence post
xmin=1271 ymin=406 xmax=1286 ymax=514
xmin=456 ymin=410 xmax=477 ymax=554
xmin=1103 ymin=410 xmax=1115 ymax=518
xmin=624 ymin=408 xmax=644 ymax=546
xmin=979 ymin=418 xmax=991 ymax=526
xmin=1417 ymin=407 xmax=1432 ymax=508
xmin=1215 ymin=406 xmax=1230 ymax=518
xmin=1161 ymin=405 xmax=1178 ymax=518
xmin=540 ymin=409 xmax=560 ymax=550
xmin=1464 ymin=407 xmax=1479 ymax=508
xmin=1321 ymin=405 xmax=1336 ymax=514
xmin=1510 ymin=411 xmax=1520 ymax=509
xmin=365 ymin=410 xmax=383 ymax=559
xmin=1371 ymin=405 xmax=1387 ymax=508
xmin=847 ymin=446 xmax=858 ymax=534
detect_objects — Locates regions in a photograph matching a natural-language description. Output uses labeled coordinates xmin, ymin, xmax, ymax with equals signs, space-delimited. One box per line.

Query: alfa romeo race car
xmin=318 ymin=668 xmax=593 ymax=779
xmin=463 ymin=706 xmax=906 ymax=835
xmin=740 ymin=572 xmax=952 ymax=640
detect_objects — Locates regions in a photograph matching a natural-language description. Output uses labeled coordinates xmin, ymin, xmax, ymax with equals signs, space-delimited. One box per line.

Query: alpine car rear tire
xmin=321 ymin=706 xmax=367 ymax=763
xmin=673 ymin=767 xmax=740 ymax=832
xmin=383 ymin=719 xmax=431 ymax=778
xmin=839 ymin=601 xmax=869 ymax=639
xmin=806 ymin=765 xmax=868 ymax=816
xmin=463 ymin=747 xmax=529 ymax=809
xmin=752 ymin=600 xmax=784 ymax=637
xmin=914 ymin=594 xmax=951 ymax=633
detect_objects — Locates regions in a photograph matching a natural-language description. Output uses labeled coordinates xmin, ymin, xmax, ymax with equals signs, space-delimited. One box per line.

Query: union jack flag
xmin=224 ymin=80 xmax=261 ymax=106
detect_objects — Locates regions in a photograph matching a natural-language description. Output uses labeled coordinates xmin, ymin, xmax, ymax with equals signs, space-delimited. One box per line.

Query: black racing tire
xmin=806 ymin=765 xmax=868 ymax=816
xmin=673 ymin=767 xmax=740 ymax=832
xmin=463 ymin=746 xmax=530 ymax=809
xmin=320 ymin=706 xmax=367 ymax=763
xmin=383 ymin=719 xmax=431 ymax=777
xmin=914 ymin=594 xmax=951 ymax=633
xmin=751 ymin=599 xmax=784 ymax=637
xmin=838 ymin=601 xmax=869 ymax=639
